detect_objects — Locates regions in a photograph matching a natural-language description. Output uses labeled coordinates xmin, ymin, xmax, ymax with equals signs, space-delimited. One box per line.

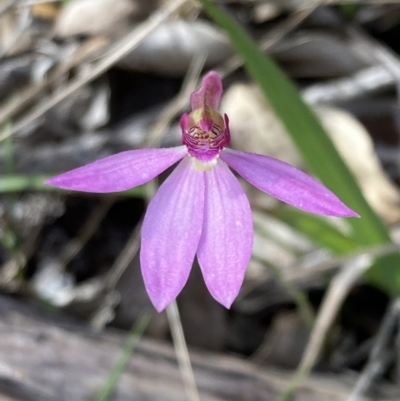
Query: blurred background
xmin=1 ymin=0 xmax=400 ymax=400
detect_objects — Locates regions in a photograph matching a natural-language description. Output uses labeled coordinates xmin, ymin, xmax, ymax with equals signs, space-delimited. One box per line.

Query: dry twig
xmin=347 ymin=298 xmax=400 ymax=401
xmin=0 ymin=0 xmax=18 ymax=18
xmin=275 ymin=253 xmax=377 ymax=401
xmin=55 ymin=197 xmax=114 ymax=270
xmin=302 ymin=65 xmax=396 ymax=104
xmin=0 ymin=0 xmax=190 ymax=140
xmin=218 ymin=3 xmax=318 ymax=79
xmin=0 ymin=2 xmax=31 ymax=58
xmin=0 ymin=37 xmax=108 ymax=126
xmin=90 ymin=219 xmax=142 ymax=329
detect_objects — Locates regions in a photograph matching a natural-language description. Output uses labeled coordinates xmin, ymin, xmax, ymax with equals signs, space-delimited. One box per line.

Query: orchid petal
xmin=141 ymin=156 xmax=204 ymax=312
xmin=197 ymin=160 xmax=253 ymax=308
xmin=221 ymin=148 xmax=358 ymax=217
xmin=46 ymin=146 xmax=187 ymax=193
xmin=190 ymin=71 xmax=223 ymax=111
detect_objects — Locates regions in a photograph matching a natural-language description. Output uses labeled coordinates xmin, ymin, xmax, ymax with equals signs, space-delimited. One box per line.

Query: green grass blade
xmin=200 ymin=0 xmax=400 ymax=293
xmin=0 ymin=175 xmax=53 ymax=192
xmin=93 ymin=313 xmax=151 ymax=401
xmin=0 ymin=175 xmax=145 ymax=196
xmin=276 ymin=208 xmax=359 ymax=254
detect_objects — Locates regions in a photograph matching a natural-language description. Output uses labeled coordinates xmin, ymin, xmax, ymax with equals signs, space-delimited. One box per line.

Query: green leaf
xmin=276 ymin=208 xmax=359 ymax=254
xmin=93 ymin=313 xmax=151 ymax=401
xmin=0 ymin=175 xmax=146 ymax=197
xmin=200 ymin=0 xmax=400 ymax=293
xmin=0 ymin=175 xmax=53 ymax=192
xmin=341 ymin=4 xmax=360 ymax=18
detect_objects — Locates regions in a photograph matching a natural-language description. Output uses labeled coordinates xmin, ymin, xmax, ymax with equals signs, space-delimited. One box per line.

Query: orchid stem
xmin=166 ymin=300 xmax=201 ymax=401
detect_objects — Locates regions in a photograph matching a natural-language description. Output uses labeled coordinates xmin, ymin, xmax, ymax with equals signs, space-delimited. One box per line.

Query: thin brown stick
xmin=56 ymin=197 xmax=114 ymax=270
xmin=0 ymin=222 xmax=43 ymax=292
xmin=303 ymin=65 xmax=396 ymax=104
xmin=18 ymin=0 xmax=65 ymax=5
xmin=290 ymin=242 xmax=399 ymax=283
xmin=217 ymin=3 xmax=318 ymax=79
xmin=274 ymin=253 xmax=375 ymax=401
xmin=0 ymin=2 xmax=31 ymax=58
xmin=346 ymin=298 xmax=400 ymax=401
xmin=0 ymin=0 xmax=189 ymax=140
xmin=299 ymin=255 xmax=373 ymax=370
xmin=0 ymin=37 xmax=108 ymax=125
xmin=0 ymin=0 xmax=18 ymax=18
xmin=90 ymin=219 xmax=142 ymax=329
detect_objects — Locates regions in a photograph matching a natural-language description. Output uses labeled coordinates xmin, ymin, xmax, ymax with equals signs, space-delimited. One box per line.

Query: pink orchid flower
xmin=46 ymin=71 xmax=358 ymax=312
